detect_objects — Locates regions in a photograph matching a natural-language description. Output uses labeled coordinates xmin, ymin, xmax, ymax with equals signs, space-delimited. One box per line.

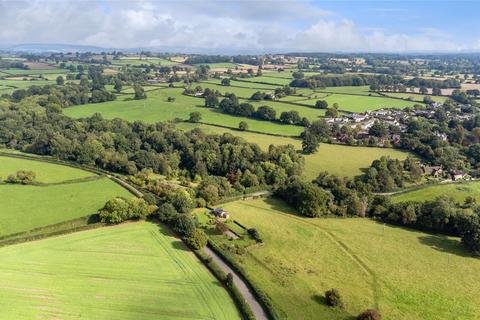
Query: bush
xmin=157 ymin=203 xmax=179 ymax=223
xmin=325 ymin=289 xmax=344 ymax=308
xmin=357 ymin=309 xmax=382 ymax=320
xmin=183 ymin=228 xmax=208 ymax=249
xmin=99 ymin=197 xmax=157 ymax=224
xmin=247 ymin=228 xmax=263 ymax=243
xmin=5 ymin=170 xmax=36 ymax=184
xmin=172 ymin=213 xmax=196 ymax=237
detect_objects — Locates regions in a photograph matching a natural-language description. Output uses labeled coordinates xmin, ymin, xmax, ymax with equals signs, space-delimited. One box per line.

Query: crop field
xmin=64 ymin=88 xmax=304 ymax=136
xmin=392 ymin=181 xmax=480 ymax=203
xmin=0 ymin=222 xmax=240 ymax=320
xmin=213 ymin=197 xmax=480 ymax=320
xmin=0 ymin=156 xmax=94 ymax=183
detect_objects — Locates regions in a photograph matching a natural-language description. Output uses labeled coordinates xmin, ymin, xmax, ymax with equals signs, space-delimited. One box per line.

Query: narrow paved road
xmin=203 ymin=246 xmax=269 ymax=320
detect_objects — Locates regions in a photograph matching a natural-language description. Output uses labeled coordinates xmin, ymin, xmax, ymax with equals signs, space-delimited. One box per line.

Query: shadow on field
xmin=171 ymin=240 xmax=189 ymax=251
xmin=155 ymin=224 xmax=190 ymax=251
xmin=311 ymin=294 xmax=327 ymax=305
xmin=418 ymin=234 xmax=472 ymax=257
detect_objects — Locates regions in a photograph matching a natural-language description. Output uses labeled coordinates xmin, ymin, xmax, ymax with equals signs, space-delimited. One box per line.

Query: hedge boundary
xmin=194 ymin=249 xmax=255 ymax=320
xmin=207 ymin=239 xmax=284 ymax=320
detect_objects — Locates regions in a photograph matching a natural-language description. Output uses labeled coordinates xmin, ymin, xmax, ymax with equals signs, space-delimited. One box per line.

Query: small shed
xmin=212 ymin=208 xmax=230 ymax=219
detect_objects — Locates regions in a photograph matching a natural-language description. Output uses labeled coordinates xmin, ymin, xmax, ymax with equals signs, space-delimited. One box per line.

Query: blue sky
xmin=0 ymin=0 xmax=478 ymax=53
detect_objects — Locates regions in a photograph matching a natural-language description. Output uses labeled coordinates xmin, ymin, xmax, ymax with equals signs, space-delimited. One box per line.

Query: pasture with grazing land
xmin=0 ymin=155 xmax=131 ymax=237
xmin=206 ymin=197 xmax=480 ymax=320
xmin=64 ymin=88 xmax=304 ymax=136
xmin=0 ymin=222 xmax=240 ymax=320
xmin=0 ymin=155 xmax=94 ymax=183
xmin=392 ymin=181 xmax=480 ymax=203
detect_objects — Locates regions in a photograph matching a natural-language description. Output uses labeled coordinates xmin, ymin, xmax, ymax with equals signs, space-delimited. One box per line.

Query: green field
xmin=300 ymin=93 xmax=419 ymax=112
xmin=0 ymin=177 xmax=131 ymax=237
xmin=237 ymin=76 xmax=292 ymax=86
xmin=64 ymin=88 xmax=303 ymax=136
xmin=392 ymin=181 xmax=480 ymax=203
xmin=198 ymin=62 xmax=239 ymax=68
xmin=303 ymin=143 xmax=410 ymax=179
xmin=381 ymin=92 xmax=447 ymax=103
xmin=112 ymin=58 xmax=176 ymax=66
xmin=316 ymin=86 xmax=380 ymax=96
xmin=211 ymin=197 xmax=480 ymax=320
xmin=0 ymin=68 xmax=69 ymax=76
xmin=0 ymin=222 xmax=240 ymax=320
xmin=0 ymin=156 xmax=94 ymax=183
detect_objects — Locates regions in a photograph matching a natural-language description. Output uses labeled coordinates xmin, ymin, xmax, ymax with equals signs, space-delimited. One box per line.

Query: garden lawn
xmin=0 ymin=156 xmax=94 ymax=183
xmin=0 ymin=222 xmax=240 ymax=320
xmin=0 ymin=177 xmax=131 ymax=237
xmin=217 ymin=197 xmax=480 ymax=320
xmin=392 ymin=181 xmax=480 ymax=203
xmin=64 ymin=88 xmax=303 ymax=136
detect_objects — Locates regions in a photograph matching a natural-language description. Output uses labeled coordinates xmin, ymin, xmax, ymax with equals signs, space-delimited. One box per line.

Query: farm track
xmin=204 ymin=246 xmax=269 ymax=320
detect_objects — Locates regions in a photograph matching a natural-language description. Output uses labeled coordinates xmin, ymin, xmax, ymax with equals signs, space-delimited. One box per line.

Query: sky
xmin=1 ymin=0 xmax=480 ymax=53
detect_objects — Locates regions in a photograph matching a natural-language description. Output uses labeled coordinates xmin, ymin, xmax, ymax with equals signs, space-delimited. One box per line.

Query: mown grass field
xmin=392 ymin=181 xmax=480 ymax=203
xmin=0 ymin=177 xmax=131 ymax=237
xmin=0 ymin=156 xmax=94 ymax=183
xmin=303 ymin=143 xmax=410 ymax=179
xmin=215 ymin=197 xmax=480 ymax=320
xmin=300 ymin=93 xmax=419 ymax=112
xmin=381 ymin=92 xmax=447 ymax=103
xmin=0 ymin=222 xmax=240 ymax=320
xmin=64 ymin=88 xmax=304 ymax=136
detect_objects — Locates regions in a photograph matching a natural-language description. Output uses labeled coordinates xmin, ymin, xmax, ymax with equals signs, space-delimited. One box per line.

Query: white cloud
xmin=0 ymin=0 xmax=474 ymax=52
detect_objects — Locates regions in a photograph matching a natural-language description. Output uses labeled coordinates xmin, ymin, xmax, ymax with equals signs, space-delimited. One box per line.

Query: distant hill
xmin=2 ymin=43 xmax=108 ymax=53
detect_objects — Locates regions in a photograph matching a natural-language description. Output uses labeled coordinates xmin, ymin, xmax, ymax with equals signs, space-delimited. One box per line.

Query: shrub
xmin=225 ymin=272 xmax=234 ymax=287
xmin=247 ymin=228 xmax=263 ymax=243
xmin=183 ymin=228 xmax=208 ymax=249
xmin=157 ymin=203 xmax=179 ymax=223
xmin=5 ymin=170 xmax=36 ymax=184
xmin=99 ymin=197 xmax=157 ymax=224
xmin=357 ymin=309 xmax=382 ymax=320
xmin=172 ymin=213 xmax=196 ymax=237
xmin=325 ymin=289 xmax=344 ymax=308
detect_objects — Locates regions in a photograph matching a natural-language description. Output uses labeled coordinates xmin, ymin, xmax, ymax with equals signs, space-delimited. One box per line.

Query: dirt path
xmin=203 ymin=246 xmax=269 ymax=320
